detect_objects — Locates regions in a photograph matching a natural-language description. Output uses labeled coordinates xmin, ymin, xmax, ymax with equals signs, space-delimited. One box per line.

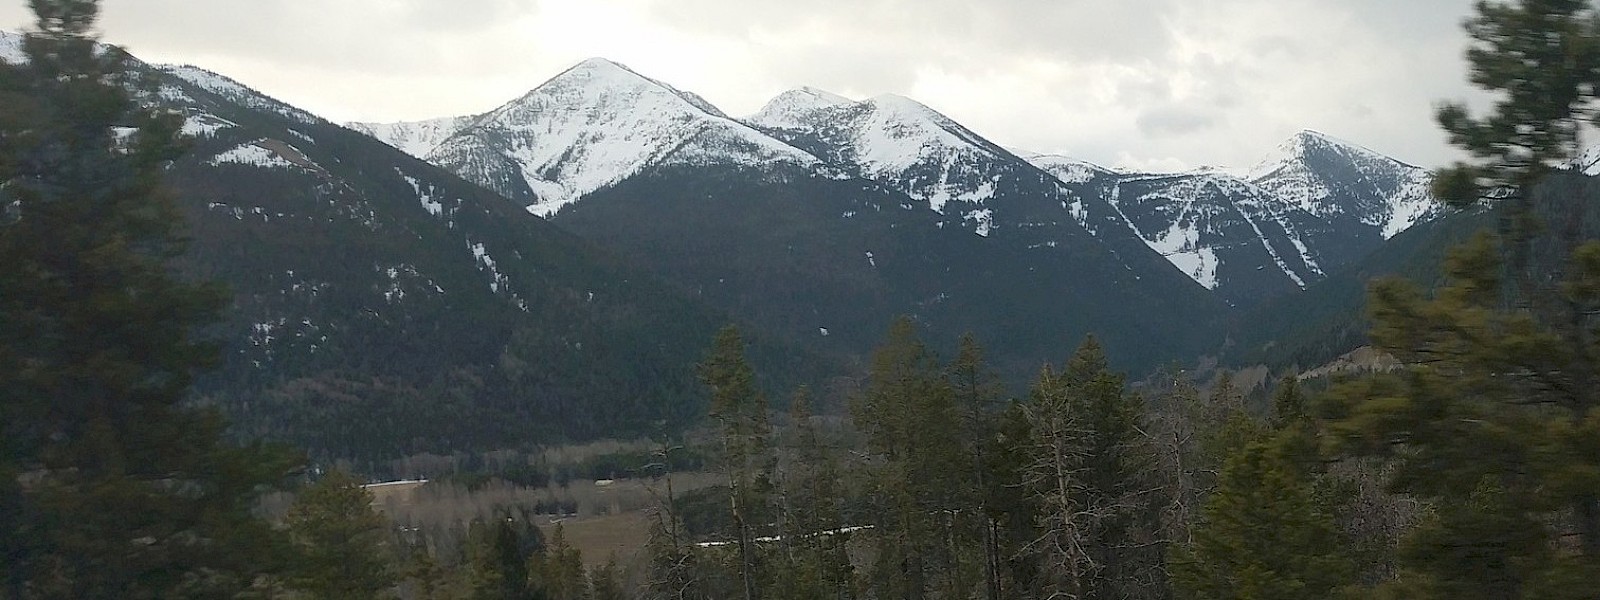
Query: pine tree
xmin=0 ymin=1 xmax=300 ymax=597
xmin=850 ymin=317 xmax=967 ymax=600
xmin=947 ymin=334 xmax=1005 ymax=600
xmin=698 ymin=325 xmax=772 ymax=600
xmin=464 ymin=514 xmax=544 ymax=600
xmin=1325 ymin=1 xmax=1600 ymax=594
xmin=1169 ymin=437 xmax=1353 ymax=600
xmin=531 ymin=523 xmax=587 ymax=600
xmin=588 ymin=555 xmax=629 ymax=600
xmin=1022 ymin=337 xmax=1168 ymax=600
xmin=1433 ymin=0 xmax=1600 ymax=215
xmin=772 ymin=387 xmax=855 ymax=600
xmin=1325 ymin=231 xmax=1600 ymax=595
xmin=283 ymin=470 xmax=395 ymax=599
xmin=644 ymin=511 xmax=703 ymax=600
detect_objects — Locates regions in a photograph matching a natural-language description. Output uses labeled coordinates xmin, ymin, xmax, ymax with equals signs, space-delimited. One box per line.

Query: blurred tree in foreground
xmin=1329 ymin=1 xmax=1600 ymax=597
xmin=0 ymin=0 xmax=299 ymax=597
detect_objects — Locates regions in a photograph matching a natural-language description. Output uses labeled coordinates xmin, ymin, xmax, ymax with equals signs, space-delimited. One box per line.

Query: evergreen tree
xmin=698 ymin=325 xmax=772 ymax=600
xmin=588 ymin=555 xmax=629 ymax=600
xmin=1170 ymin=437 xmax=1352 ymax=600
xmin=1022 ymin=337 xmax=1168 ymax=600
xmin=850 ymin=317 xmax=968 ymax=600
xmin=772 ymin=387 xmax=856 ymax=600
xmin=1325 ymin=232 xmax=1600 ymax=595
xmin=644 ymin=511 xmax=703 ymax=600
xmin=1433 ymin=0 xmax=1600 ymax=213
xmin=532 ymin=523 xmax=587 ymax=600
xmin=0 ymin=1 xmax=299 ymax=597
xmin=464 ymin=514 xmax=544 ymax=600
xmin=989 ymin=402 xmax=1044 ymax=598
xmin=283 ymin=469 xmax=394 ymax=599
xmin=1326 ymin=2 xmax=1600 ymax=594
xmin=947 ymin=334 xmax=1005 ymax=600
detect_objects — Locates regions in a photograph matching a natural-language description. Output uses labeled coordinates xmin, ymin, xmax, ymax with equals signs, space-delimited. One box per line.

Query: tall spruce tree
xmin=1326 ymin=0 xmax=1600 ymax=596
xmin=463 ymin=515 xmax=543 ymax=600
xmin=851 ymin=317 xmax=968 ymax=600
xmin=1172 ymin=380 xmax=1353 ymax=600
xmin=1022 ymin=337 xmax=1168 ymax=600
xmin=698 ymin=325 xmax=772 ymax=600
xmin=947 ymin=334 xmax=1005 ymax=600
xmin=1170 ymin=437 xmax=1352 ymax=600
xmin=531 ymin=523 xmax=587 ymax=600
xmin=283 ymin=470 xmax=394 ymax=600
xmin=771 ymin=387 xmax=856 ymax=600
xmin=0 ymin=1 xmax=299 ymax=597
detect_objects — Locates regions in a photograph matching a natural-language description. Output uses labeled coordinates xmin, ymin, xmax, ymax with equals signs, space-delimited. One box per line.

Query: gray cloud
xmin=1137 ymin=106 xmax=1222 ymax=137
xmin=0 ymin=0 xmax=1487 ymax=170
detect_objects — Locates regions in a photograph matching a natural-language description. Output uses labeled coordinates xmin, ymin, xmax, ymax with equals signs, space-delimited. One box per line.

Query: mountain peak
xmin=747 ymin=86 xmax=855 ymax=128
xmin=1248 ymin=129 xmax=1395 ymax=182
xmin=1024 ymin=153 xmax=1116 ymax=184
xmin=1248 ymin=129 xmax=1436 ymax=238
xmin=573 ymin=56 xmax=629 ymax=70
xmin=426 ymin=55 xmax=817 ymax=217
xmin=794 ymin=86 xmax=852 ymax=105
xmin=527 ymin=57 xmax=728 ymax=119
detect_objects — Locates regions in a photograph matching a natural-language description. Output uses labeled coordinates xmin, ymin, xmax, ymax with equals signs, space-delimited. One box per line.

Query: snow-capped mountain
xmin=345 ymin=57 xmax=1476 ymax=312
xmin=421 ymin=57 xmax=819 ymax=217
xmin=1029 ymin=153 xmax=1355 ymax=300
xmin=1248 ymin=130 xmax=1438 ymax=239
xmin=747 ymin=90 xmax=1073 ymax=236
xmin=348 ymin=114 xmax=477 ymax=159
xmin=2 ymin=41 xmax=770 ymax=457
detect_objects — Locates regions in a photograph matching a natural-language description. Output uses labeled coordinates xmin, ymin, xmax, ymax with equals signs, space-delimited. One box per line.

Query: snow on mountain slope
xmin=1026 ymin=153 xmax=1118 ymax=184
xmin=750 ymin=87 xmax=854 ymax=130
xmin=0 ymin=30 xmax=22 ymax=63
xmin=348 ymin=115 xmax=477 ymax=159
xmin=425 ymin=57 xmax=819 ymax=217
xmin=748 ymin=91 xmax=1024 ymax=215
xmin=1248 ymin=130 xmax=1438 ymax=239
xmin=157 ymin=65 xmax=323 ymax=126
xmin=1576 ymin=144 xmax=1600 ymax=176
xmin=1109 ymin=170 xmax=1323 ymax=290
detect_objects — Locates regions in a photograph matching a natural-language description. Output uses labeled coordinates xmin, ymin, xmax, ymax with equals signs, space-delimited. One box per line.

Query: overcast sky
xmin=3 ymin=0 xmax=1487 ymax=171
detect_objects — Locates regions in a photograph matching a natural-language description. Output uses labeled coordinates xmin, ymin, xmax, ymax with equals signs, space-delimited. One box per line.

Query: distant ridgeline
xmin=15 ymin=31 xmax=1590 ymax=462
